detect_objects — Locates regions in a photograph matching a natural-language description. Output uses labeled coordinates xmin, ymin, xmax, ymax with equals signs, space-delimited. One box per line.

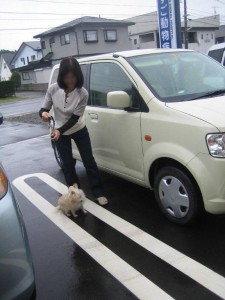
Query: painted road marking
xmin=14 ymin=173 xmax=225 ymax=299
xmin=13 ymin=174 xmax=173 ymax=300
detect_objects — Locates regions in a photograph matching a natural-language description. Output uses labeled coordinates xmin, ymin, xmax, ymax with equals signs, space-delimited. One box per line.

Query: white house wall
xmin=20 ymin=70 xmax=36 ymax=84
xmin=184 ymin=31 xmax=215 ymax=54
xmin=34 ymin=67 xmax=52 ymax=84
xmin=0 ymin=57 xmax=12 ymax=81
xmin=14 ymin=46 xmax=42 ymax=68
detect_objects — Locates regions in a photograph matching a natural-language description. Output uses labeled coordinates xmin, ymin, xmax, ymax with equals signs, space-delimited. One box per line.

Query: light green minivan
xmin=49 ymin=49 xmax=225 ymax=224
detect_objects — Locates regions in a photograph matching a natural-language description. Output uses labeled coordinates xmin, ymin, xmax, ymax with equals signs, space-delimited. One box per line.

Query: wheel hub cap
xmin=158 ymin=176 xmax=189 ymax=218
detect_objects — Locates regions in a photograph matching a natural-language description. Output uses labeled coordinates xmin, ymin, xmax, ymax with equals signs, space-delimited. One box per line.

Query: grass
xmin=0 ymin=95 xmax=23 ymax=103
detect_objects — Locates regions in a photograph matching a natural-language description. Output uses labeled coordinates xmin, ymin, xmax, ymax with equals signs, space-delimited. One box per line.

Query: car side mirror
xmin=107 ymin=91 xmax=131 ymax=109
xmin=0 ymin=112 xmax=3 ymax=125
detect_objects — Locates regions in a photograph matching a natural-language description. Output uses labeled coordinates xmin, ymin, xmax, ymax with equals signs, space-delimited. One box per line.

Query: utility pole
xmin=174 ymin=0 xmax=182 ymax=48
xmin=184 ymin=0 xmax=188 ymax=49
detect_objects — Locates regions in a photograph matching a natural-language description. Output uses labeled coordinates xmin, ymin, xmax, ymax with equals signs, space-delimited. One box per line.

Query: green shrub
xmin=0 ymin=81 xmax=15 ymax=98
xmin=10 ymin=72 xmax=21 ymax=90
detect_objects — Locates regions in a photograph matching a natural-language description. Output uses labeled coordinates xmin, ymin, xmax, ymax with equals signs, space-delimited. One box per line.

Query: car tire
xmin=154 ymin=166 xmax=201 ymax=225
xmin=52 ymin=143 xmax=64 ymax=170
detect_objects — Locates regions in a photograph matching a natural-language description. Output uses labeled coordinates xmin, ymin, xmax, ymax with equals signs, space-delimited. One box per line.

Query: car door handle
xmin=88 ymin=113 xmax=98 ymax=120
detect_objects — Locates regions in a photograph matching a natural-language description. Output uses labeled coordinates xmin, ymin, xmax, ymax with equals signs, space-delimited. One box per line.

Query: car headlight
xmin=0 ymin=168 xmax=8 ymax=199
xmin=206 ymin=133 xmax=225 ymax=157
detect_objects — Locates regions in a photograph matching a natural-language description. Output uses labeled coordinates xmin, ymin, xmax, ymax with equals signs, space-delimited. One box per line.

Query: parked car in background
xmin=0 ymin=113 xmax=35 ymax=300
xmin=49 ymin=49 xmax=225 ymax=225
xmin=208 ymin=43 xmax=225 ymax=66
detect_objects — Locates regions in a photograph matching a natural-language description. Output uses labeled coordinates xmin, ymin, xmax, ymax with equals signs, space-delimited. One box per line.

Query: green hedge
xmin=0 ymin=81 xmax=15 ymax=98
xmin=10 ymin=72 xmax=21 ymax=90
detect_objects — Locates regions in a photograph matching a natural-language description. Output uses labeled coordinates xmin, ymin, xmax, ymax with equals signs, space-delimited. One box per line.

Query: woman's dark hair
xmin=57 ymin=57 xmax=84 ymax=90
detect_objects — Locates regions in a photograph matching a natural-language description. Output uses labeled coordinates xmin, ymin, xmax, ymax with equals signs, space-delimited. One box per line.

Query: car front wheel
xmin=154 ymin=166 xmax=201 ymax=225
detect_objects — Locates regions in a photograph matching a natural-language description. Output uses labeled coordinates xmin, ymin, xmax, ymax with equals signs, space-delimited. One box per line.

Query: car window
xmin=90 ymin=62 xmax=142 ymax=109
xmin=50 ymin=64 xmax=88 ymax=89
xmin=208 ymin=48 xmax=224 ymax=64
xmin=80 ymin=64 xmax=88 ymax=90
xmin=128 ymin=52 xmax=225 ymax=102
xmin=50 ymin=67 xmax=59 ymax=85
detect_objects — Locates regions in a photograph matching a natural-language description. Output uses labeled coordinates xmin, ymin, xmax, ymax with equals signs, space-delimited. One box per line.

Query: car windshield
xmin=128 ymin=51 xmax=225 ymax=102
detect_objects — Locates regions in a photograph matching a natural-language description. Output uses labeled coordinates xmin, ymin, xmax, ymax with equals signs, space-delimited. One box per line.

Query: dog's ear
xmin=73 ymin=183 xmax=78 ymax=188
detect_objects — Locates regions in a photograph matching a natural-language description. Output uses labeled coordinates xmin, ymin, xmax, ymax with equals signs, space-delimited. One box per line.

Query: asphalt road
xmin=0 ymin=99 xmax=225 ymax=300
xmin=0 ymin=91 xmax=44 ymax=117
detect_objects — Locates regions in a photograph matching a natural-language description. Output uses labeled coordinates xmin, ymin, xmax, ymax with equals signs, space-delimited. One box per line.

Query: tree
xmin=10 ymin=72 xmax=21 ymax=90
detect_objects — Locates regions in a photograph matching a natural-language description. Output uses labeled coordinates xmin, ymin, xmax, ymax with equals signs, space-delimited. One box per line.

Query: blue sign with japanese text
xmin=157 ymin=0 xmax=177 ymax=48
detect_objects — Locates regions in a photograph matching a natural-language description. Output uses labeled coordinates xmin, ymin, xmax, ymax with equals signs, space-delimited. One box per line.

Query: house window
xmin=31 ymin=55 xmax=36 ymax=61
xmin=41 ymin=41 xmax=46 ymax=49
xmin=27 ymin=57 xmax=29 ymax=64
xmin=49 ymin=36 xmax=55 ymax=46
xmin=83 ymin=30 xmax=98 ymax=42
xmin=188 ymin=32 xmax=197 ymax=43
xmin=20 ymin=57 xmax=25 ymax=65
xmin=104 ymin=30 xmax=117 ymax=42
xmin=22 ymin=72 xmax=30 ymax=80
xmin=60 ymin=33 xmax=70 ymax=45
xmin=3 ymin=63 xmax=7 ymax=69
xmin=134 ymin=39 xmax=137 ymax=45
xmin=211 ymin=33 xmax=214 ymax=39
xmin=201 ymin=34 xmax=204 ymax=40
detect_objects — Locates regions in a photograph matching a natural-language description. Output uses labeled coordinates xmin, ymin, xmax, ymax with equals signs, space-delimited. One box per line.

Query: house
xmin=12 ymin=59 xmax=52 ymax=91
xmin=215 ymin=25 xmax=225 ymax=43
xmin=11 ymin=41 xmax=51 ymax=91
xmin=33 ymin=16 xmax=134 ymax=64
xmin=126 ymin=12 xmax=220 ymax=54
xmin=10 ymin=41 xmax=42 ymax=69
xmin=0 ymin=51 xmax=15 ymax=81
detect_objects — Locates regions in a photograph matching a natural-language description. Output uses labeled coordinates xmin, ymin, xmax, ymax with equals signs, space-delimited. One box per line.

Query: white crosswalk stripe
xmin=13 ymin=173 xmax=225 ymax=300
xmin=13 ymin=173 xmax=173 ymax=300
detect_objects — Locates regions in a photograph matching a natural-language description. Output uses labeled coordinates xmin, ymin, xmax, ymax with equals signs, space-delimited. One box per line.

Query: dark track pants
xmin=56 ymin=126 xmax=105 ymax=198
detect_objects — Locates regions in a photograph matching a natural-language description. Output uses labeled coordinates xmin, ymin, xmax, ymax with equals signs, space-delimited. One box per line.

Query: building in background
xmin=0 ymin=51 xmax=15 ymax=81
xmin=10 ymin=41 xmax=42 ymax=69
xmin=33 ymin=16 xmax=134 ymax=65
xmin=215 ymin=25 xmax=225 ymax=43
xmin=10 ymin=41 xmax=51 ymax=91
xmin=126 ymin=12 xmax=220 ymax=54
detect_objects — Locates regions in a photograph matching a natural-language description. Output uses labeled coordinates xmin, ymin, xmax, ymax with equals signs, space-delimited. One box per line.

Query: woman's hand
xmin=51 ymin=129 xmax=61 ymax=142
xmin=42 ymin=111 xmax=50 ymax=122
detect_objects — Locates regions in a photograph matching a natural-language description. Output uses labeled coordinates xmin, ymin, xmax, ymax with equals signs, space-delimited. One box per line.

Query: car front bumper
xmin=187 ymin=153 xmax=225 ymax=214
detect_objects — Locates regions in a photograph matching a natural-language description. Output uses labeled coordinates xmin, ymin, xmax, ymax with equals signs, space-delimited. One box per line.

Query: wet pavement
xmin=0 ymin=91 xmax=45 ymax=117
xmin=0 ymin=100 xmax=225 ymax=300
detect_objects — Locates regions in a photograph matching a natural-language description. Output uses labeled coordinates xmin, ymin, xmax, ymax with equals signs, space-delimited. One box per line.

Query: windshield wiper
xmin=189 ymin=89 xmax=225 ymax=101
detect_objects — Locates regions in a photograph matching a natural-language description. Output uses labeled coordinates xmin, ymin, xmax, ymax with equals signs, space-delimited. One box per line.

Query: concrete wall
xmin=130 ymin=29 xmax=215 ymax=54
xmin=14 ymin=46 xmax=42 ymax=69
xmin=18 ymin=83 xmax=48 ymax=92
xmin=40 ymin=25 xmax=132 ymax=60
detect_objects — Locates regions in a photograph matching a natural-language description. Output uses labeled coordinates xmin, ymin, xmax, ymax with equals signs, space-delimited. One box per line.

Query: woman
xmin=39 ymin=57 xmax=108 ymax=206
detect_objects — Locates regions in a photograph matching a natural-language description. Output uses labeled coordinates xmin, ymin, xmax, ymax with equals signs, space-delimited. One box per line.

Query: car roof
xmin=208 ymin=43 xmax=225 ymax=51
xmin=52 ymin=48 xmax=193 ymax=68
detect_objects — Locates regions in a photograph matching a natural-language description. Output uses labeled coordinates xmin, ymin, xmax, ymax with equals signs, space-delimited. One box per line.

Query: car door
xmin=85 ymin=61 xmax=146 ymax=182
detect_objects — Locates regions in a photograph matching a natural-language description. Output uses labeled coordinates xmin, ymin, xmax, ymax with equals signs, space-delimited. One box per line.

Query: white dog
xmin=57 ymin=184 xmax=87 ymax=217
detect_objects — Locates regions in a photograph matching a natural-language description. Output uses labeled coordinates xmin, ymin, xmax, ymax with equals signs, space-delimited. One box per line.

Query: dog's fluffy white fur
xmin=57 ymin=184 xmax=87 ymax=217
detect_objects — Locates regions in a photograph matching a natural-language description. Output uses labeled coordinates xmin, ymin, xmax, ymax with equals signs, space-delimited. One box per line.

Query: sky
xmin=0 ymin=0 xmax=224 ymax=50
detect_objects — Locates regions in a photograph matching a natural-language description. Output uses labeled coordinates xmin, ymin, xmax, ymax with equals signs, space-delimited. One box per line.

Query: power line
xmin=0 ymin=11 xmax=144 ymax=16
xmin=0 ymin=28 xmax=51 ymax=31
xmin=17 ymin=0 xmax=156 ymax=7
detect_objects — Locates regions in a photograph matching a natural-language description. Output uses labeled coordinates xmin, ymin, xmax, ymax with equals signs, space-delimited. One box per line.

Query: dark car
xmin=0 ymin=112 xmax=35 ymax=300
